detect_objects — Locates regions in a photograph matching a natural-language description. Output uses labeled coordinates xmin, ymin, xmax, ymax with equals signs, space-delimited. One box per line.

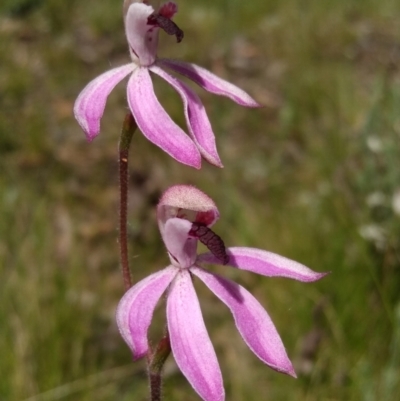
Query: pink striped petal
xmin=158 ymin=59 xmax=261 ymax=107
xmin=198 ymin=247 xmax=327 ymax=282
xmin=127 ymin=67 xmax=201 ymax=168
xmin=192 ymin=267 xmax=296 ymax=377
xmin=116 ymin=266 xmax=176 ymax=359
xmin=74 ymin=64 xmax=134 ymax=141
xmin=167 ymin=270 xmax=224 ymax=401
xmin=163 ymin=217 xmax=197 ymax=268
xmin=151 ymin=65 xmax=223 ymax=167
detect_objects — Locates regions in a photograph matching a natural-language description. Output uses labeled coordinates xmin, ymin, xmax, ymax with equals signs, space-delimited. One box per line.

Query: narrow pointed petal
xmin=151 ymin=65 xmax=223 ymax=167
xmin=127 ymin=67 xmax=201 ymax=168
xmin=116 ymin=266 xmax=176 ymax=359
xmin=192 ymin=267 xmax=296 ymax=377
xmin=167 ymin=270 xmax=224 ymax=401
xmin=198 ymin=247 xmax=328 ymax=282
xmin=125 ymin=2 xmax=158 ymax=66
xmin=163 ymin=217 xmax=197 ymax=268
xmin=158 ymin=59 xmax=261 ymax=107
xmin=74 ymin=64 xmax=134 ymax=141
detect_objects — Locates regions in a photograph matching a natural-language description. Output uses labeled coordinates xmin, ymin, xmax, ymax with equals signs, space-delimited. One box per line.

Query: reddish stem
xmin=118 ymin=112 xmax=170 ymax=399
xmin=118 ymin=112 xmax=137 ymax=291
xmin=148 ymin=331 xmax=171 ymax=401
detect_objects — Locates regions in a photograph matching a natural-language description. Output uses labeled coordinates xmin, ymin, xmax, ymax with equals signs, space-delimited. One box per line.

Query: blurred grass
xmin=1 ymin=0 xmax=400 ymax=400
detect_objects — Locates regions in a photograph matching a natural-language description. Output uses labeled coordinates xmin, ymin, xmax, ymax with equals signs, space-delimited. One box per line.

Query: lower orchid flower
xmin=116 ymin=185 xmax=327 ymax=401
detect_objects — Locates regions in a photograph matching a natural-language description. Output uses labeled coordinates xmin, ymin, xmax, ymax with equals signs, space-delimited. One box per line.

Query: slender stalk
xmin=149 ymin=373 xmax=162 ymax=401
xmin=118 ymin=112 xmax=170 ymax=398
xmin=148 ymin=331 xmax=171 ymax=401
xmin=118 ymin=112 xmax=137 ymax=291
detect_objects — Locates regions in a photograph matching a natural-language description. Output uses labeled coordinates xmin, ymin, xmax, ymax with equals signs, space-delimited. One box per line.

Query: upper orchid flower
xmin=116 ymin=185 xmax=327 ymax=401
xmin=74 ymin=0 xmax=260 ymax=169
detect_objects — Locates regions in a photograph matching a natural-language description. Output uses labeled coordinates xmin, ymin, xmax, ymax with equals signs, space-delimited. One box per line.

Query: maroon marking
xmin=148 ymin=13 xmax=184 ymax=43
xmin=159 ymin=2 xmax=178 ymax=19
xmin=189 ymin=223 xmax=229 ymax=265
xmin=196 ymin=211 xmax=214 ymax=226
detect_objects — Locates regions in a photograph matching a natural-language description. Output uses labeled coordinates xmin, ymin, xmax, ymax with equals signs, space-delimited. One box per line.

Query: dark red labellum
xmin=189 ymin=223 xmax=229 ymax=265
xmin=148 ymin=13 xmax=184 ymax=43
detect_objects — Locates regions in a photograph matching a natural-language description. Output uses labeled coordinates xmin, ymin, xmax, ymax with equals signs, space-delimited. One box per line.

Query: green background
xmin=1 ymin=0 xmax=400 ymax=400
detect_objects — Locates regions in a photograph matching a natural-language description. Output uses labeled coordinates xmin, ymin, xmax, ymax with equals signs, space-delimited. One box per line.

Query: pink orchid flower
xmin=74 ymin=0 xmax=260 ymax=169
xmin=116 ymin=185 xmax=327 ymax=401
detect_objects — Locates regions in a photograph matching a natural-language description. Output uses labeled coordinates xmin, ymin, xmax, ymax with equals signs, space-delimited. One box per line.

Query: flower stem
xmin=119 ymin=112 xmax=171 ymax=399
xmin=118 ymin=112 xmax=137 ymax=291
xmin=148 ymin=331 xmax=171 ymax=401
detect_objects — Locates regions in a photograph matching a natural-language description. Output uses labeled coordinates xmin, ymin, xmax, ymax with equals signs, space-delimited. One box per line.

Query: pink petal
xmin=151 ymin=65 xmax=223 ymax=167
xmin=157 ymin=185 xmax=220 ymax=239
xmin=198 ymin=247 xmax=328 ymax=282
xmin=127 ymin=67 xmax=201 ymax=168
xmin=158 ymin=59 xmax=261 ymax=107
xmin=192 ymin=267 xmax=296 ymax=377
xmin=163 ymin=217 xmax=197 ymax=268
xmin=116 ymin=266 xmax=176 ymax=359
xmin=125 ymin=2 xmax=158 ymax=66
xmin=167 ymin=269 xmax=224 ymax=401
xmin=74 ymin=64 xmax=134 ymax=141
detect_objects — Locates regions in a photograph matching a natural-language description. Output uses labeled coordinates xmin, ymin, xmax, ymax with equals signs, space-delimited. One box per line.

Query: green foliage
xmin=1 ymin=0 xmax=400 ymax=400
